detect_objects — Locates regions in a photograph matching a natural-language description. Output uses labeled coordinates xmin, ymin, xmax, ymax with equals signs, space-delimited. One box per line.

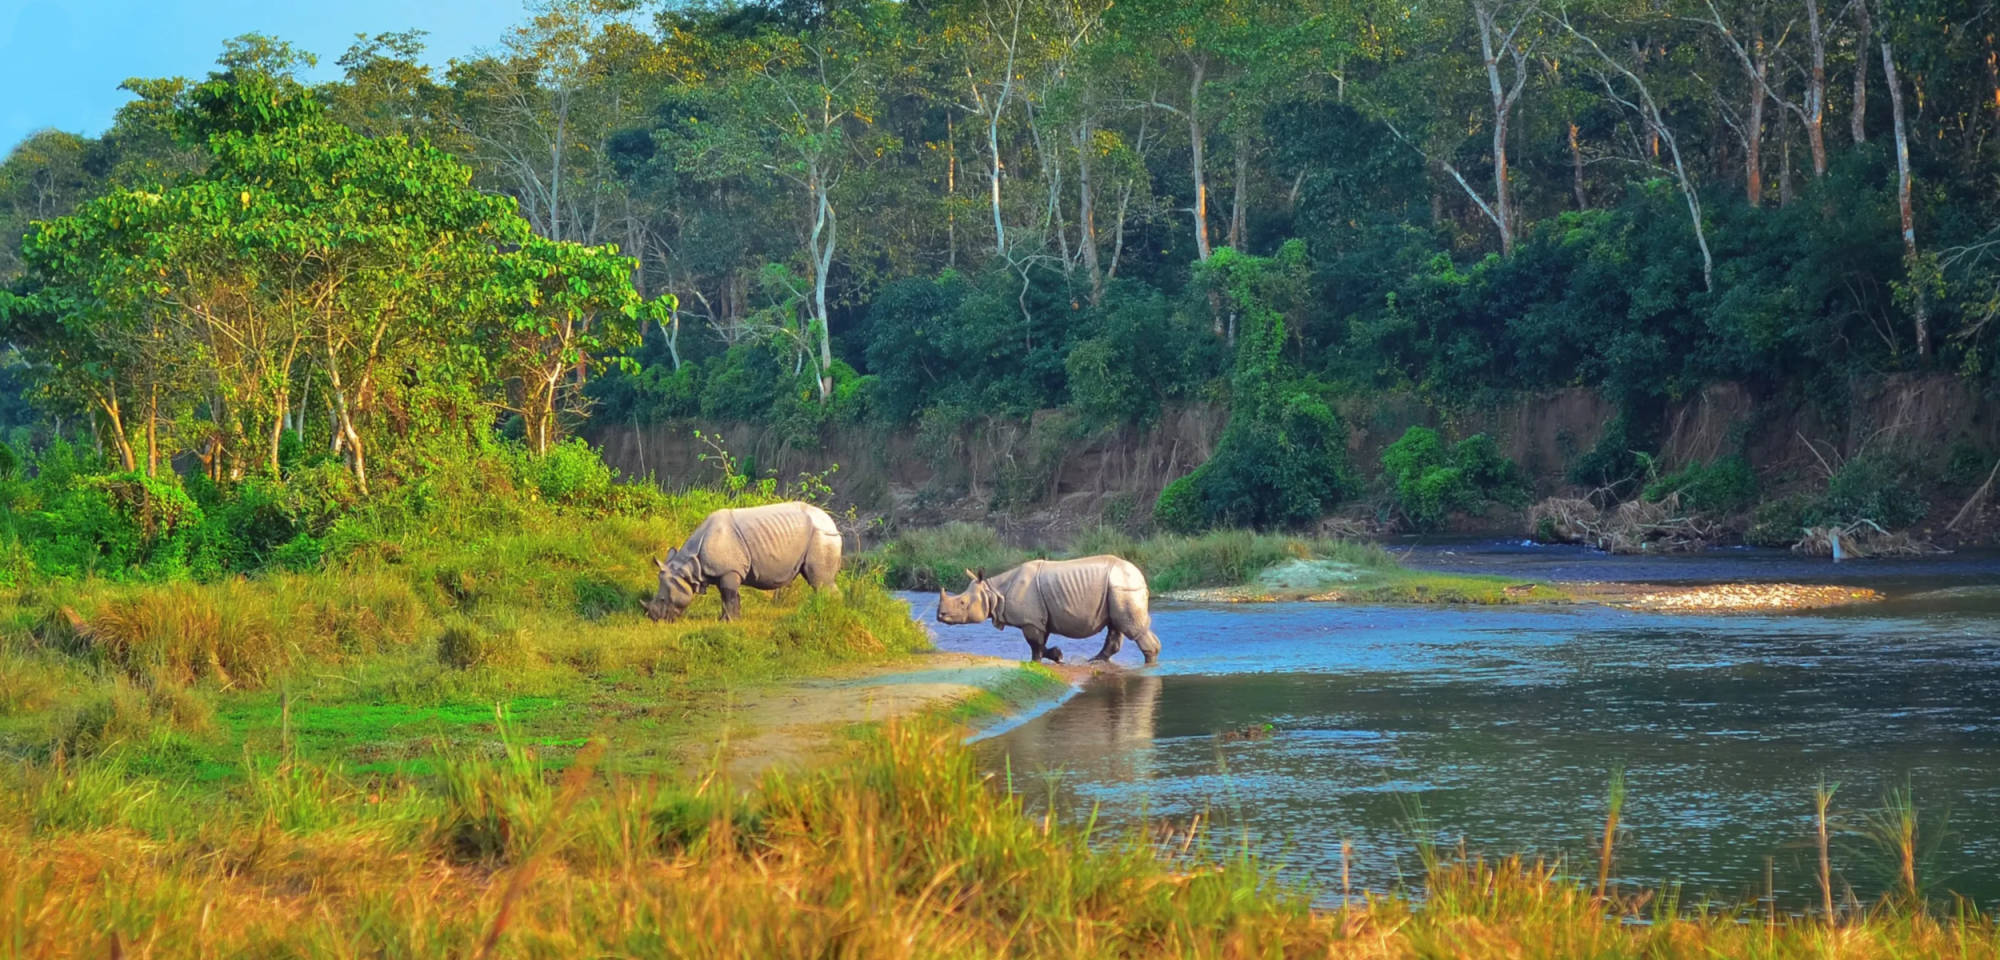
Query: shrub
xmin=1819 ymin=455 xmax=1928 ymax=529
xmin=529 ymin=438 xmax=616 ymax=505
xmin=1644 ymin=456 xmax=1758 ymax=514
xmin=51 ymin=677 xmax=213 ymax=759
xmin=1380 ymin=427 xmax=1523 ymax=530
xmin=1155 ymin=244 xmax=1354 ymax=532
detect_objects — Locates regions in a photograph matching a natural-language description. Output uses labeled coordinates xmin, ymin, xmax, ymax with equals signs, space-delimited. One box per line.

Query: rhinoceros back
xmin=995 ymin=555 xmax=1141 ymax=638
xmin=723 ymin=501 xmax=841 ymax=590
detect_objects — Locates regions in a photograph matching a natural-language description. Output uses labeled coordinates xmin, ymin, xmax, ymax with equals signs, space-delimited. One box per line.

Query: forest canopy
xmin=1 ymin=0 xmax=1997 ymax=546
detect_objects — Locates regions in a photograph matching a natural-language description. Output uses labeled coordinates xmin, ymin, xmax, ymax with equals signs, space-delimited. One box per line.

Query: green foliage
xmin=871 ymin=522 xmax=1033 ymax=591
xmin=1744 ymin=455 xmax=1932 ymax=545
xmin=529 ymin=438 xmax=616 ymax=505
xmin=1379 ymin=427 xmax=1524 ymax=531
xmin=1644 ymin=456 xmax=1758 ymax=514
xmin=1566 ymin=416 xmax=1656 ymax=492
xmin=1820 ymin=456 xmax=1930 ymax=530
xmin=1156 ymin=243 xmax=1354 ymax=532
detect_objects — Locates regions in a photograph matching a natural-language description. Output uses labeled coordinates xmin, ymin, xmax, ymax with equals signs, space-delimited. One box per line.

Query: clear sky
xmin=0 ymin=0 xmax=531 ymax=153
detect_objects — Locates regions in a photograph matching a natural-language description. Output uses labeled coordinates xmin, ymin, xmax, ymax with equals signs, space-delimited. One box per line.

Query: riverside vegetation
xmin=3 ymin=13 xmax=1999 ymax=960
xmin=10 ymin=3 xmax=2000 ymax=543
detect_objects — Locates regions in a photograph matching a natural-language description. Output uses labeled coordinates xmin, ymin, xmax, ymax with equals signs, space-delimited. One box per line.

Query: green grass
xmin=869 ymin=521 xmax=1038 ymax=591
xmin=0 ymin=475 xmax=933 ymax=792
xmin=929 ymin=662 xmax=1069 ymax=727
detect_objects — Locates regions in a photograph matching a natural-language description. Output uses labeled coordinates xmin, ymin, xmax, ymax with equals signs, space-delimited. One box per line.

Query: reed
xmin=1595 ymin=764 xmax=1626 ymax=905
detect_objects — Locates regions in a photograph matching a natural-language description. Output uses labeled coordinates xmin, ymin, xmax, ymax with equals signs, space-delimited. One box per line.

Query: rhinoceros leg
xmin=1133 ymin=629 xmax=1161 ymax=665
xmin=717 ymin=571 xmax=744 ymax=621
xmin=1021 ymin=627 xmax=1053 ymax=664
xmin=1089 ymin=629 xmax=1124 ymax=663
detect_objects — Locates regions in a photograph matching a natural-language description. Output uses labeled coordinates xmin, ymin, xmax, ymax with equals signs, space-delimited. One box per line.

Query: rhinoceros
xmin=936 ymin=556 xmax=1161 ymax=665
xmin=646 ymin=501 xmax=842 ymax=622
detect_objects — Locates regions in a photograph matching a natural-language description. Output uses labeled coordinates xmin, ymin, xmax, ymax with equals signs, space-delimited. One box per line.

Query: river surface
xmin=903 ymin=542 xmax=2000 ymax=908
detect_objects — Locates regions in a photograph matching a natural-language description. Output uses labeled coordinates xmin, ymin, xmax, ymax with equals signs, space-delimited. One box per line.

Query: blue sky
xmin=0 ymin=0 xmax=530 ymax=153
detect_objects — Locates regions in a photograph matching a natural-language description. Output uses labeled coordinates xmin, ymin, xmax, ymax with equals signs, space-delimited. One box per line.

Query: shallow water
xmin=905 ymin=543 xmax=2000 ymax=908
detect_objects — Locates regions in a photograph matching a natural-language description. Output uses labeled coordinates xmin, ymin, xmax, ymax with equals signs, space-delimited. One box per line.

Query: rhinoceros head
xmin=936 ymin=569 xmax=998 ymax=625
xmin=645 ymin=549 xmax=702 ymax=622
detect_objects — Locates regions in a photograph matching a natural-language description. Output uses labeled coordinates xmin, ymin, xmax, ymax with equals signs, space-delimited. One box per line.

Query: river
xmin=903 ymin=541 xmax=2000 ymax=909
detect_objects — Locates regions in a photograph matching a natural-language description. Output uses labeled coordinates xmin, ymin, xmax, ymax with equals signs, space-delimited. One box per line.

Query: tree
xmin=683 ymin=7 xmax=891 ymax=402
xmin=3 ymin=71 xmax=659 ymax=492
xmin=486 ymin=235 xmax=661 ymax=454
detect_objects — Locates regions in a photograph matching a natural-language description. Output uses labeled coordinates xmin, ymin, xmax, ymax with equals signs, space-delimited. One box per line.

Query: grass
xmin=0 ymin=476 xmax=933 ymax=789
xmin=0 ymin=465 xmax=1987 ymax=955
xmin=872 ymin=525 xmax=1569 ymax=604
xmin=3 ymin=719 xmax=1996 ymax=958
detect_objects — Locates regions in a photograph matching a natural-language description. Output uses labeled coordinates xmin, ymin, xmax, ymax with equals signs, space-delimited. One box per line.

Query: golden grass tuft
xmin=4 ymin=722 xmax=2000 ymax=958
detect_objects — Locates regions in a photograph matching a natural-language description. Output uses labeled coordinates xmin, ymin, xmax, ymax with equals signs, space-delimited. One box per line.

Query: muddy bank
xmin=589 ymin=374 xmax=2000 ymax=547
xmin=693 ymin=652 xmax=1071 ymax=780
xmin=1164 ymin=575 xmax=1884 ymax=613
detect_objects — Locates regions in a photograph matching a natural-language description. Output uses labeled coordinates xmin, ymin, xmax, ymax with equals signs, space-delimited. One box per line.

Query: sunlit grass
xmin=4 ymin=720 xmax=1997 ymax=958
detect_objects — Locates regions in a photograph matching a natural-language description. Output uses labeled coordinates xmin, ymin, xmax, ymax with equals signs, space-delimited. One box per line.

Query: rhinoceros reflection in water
xmin=935 ymin=556 xmax=1163 ymax=665
xmin=993 ymin=671 xmax=1163 ymax=783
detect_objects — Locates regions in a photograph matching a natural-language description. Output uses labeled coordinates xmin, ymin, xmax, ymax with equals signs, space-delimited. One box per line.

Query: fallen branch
xmin=1946 ymin=458 xmax=2000 ymax=533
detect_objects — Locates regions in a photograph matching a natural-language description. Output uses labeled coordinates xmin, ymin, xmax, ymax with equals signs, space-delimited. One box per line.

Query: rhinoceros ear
xmin=654 ymin=555 xmax=670 ymax=572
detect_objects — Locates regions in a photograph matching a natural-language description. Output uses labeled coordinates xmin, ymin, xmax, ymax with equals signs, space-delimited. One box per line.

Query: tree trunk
xmin=1188 ymin=59 xmax=1211 ymax=261
xmin=1880 ymin=40 xmax=1927 ymax=357
xmin=145 ymin=384 xmax=158 ymax=477
xmin=1851 ymin=3 xmax=1871 ymax=144
xmin=1988 ymin=33 xmax=2000 ymax=130
xmin=1804 ymin=0 xmax=1828 ymax=176
xmin=946 ymin=115 xmax=957 ymax=268
xmin=269 ymin=390 xmax=287 ymax=477
xmin=1228 ymin=134 xmax=1249 ymax=251
xmin=1474 ymin=0 xmax=1525 ymax=254
xmin=98 ymin=392 xmax=136 ymax=473
xmin=1569 ymin=121 xmax=1588 ymax=208
xmin=1746 ymin=32 xmax=1768 ymax=206
xmin=1632 ymin=37 xmax=1660 ymax=158
xmin=1076 ymin=117 xmax=1103 ymax=304
xmin=810 ymin=178 xmax=837 ymax=401
xmin=1779 ymin=76 xmax=1795 ymax=205
xmin=324 ymin=343 xmax=367 ymax=494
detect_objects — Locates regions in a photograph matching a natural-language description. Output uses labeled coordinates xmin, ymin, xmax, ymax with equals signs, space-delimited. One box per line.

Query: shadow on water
xmin=905 ymin=547 xmax=2000 ymax=909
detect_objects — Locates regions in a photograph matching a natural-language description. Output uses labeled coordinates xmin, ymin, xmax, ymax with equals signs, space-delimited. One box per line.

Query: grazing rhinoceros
xmin=936 ymin=556 xmax=1161 ymax=665
xmin=646 ymin=501 xmax=842 ymax=622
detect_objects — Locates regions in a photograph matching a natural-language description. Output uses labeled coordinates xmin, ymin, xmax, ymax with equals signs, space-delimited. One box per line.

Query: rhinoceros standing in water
xmin=646 ymin=501 xmax=842 ymax=622
xmin=936 ymin=556 xmax=1161 ymax=665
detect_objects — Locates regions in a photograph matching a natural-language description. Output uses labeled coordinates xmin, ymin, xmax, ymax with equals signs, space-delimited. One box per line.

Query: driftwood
xmin=1946 ymin=458 xmax=2000 ymax=533
xmin=1528 ymin=494 xmax=1716 ymax=554
xmin=1791 ymin=519 xmax=1944 ymax=559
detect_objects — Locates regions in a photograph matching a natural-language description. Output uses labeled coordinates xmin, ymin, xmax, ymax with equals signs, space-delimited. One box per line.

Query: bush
xmin=1380 ymin=427 xmax=1523 ymax=530
xmin=528 ymin=438 xmax=616 ymax=505
xmin=1819 ymin=455 xmax=1928 ymax=529
xmin=1644 ymin=456 xmax=1758 ymax=514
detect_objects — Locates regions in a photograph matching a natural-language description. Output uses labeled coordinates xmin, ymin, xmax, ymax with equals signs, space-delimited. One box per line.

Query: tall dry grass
xmin=3 ymin=721 xmax=1997 ymax=959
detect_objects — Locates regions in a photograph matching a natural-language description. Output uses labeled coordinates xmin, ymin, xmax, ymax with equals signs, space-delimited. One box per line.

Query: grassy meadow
xmin=0 ymin=462 xmax=1977 ymax=958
